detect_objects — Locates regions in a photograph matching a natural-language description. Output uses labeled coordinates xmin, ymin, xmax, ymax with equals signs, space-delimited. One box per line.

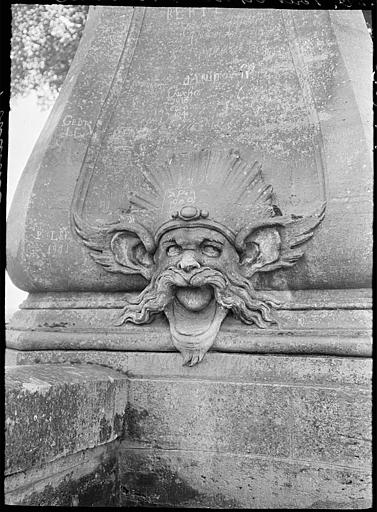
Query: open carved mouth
xmin=165 ymin=284 xmax=228 ymax=366
xmin=175 ymin=285 xmax=213 ymax=312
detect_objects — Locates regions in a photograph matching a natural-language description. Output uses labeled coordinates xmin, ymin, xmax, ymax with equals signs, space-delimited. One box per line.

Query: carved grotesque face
xmin=74 ymin=148 xmax=325 ymax=367
xmin=119 ymin=226 xmax=278 ymax=366
xmin=157 ymin=228 xmax=234 ymax=306
xmin=155 ymin=228 xmax=238 ymax=364
xmin=156 ymin=227 xmax=238 ymax=280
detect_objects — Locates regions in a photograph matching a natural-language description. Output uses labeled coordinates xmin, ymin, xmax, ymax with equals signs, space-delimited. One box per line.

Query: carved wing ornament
xmin=73 ymin=215 xmax=156 ymax=280
xmin=73 ymin=148 xmax=326 ymax=366
xmin=236 ymin=204 xmax=326 ymax=278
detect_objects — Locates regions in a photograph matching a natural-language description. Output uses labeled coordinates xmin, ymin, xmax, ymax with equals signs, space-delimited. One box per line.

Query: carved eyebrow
xmin=201 ymin=238 xmax=224 ymax=246
xmin=161 ymin=237 xmax=177 ymax=246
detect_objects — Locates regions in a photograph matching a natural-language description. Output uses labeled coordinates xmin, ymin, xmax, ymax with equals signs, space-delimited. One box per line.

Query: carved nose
xmin=178 ymin=253 xmax=200 ymax=272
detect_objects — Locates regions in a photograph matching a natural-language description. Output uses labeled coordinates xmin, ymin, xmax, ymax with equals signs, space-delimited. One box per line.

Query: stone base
xmin=6 ymin=289 xmax=372 ymax=357
xmin=5 ymin=350 xmax=372 ymax=508
xmin=5 ymin=363 xmax=128 ymax=506
xmin=119 ymin=447 xmax=371 ymax=509
xmin=6 ymin=443 xmax=120 ymax=507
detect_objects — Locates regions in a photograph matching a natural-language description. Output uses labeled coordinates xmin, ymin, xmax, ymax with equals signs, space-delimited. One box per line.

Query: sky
xmin=6 ymin=94 xmax=52 ymax=320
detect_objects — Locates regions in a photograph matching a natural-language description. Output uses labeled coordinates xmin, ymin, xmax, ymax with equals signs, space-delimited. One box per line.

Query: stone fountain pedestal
xmin=6 ymin=7 xmax=372 ymax=507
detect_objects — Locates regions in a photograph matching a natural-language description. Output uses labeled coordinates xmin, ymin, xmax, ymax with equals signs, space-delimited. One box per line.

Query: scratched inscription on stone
xmin=83 ymin=7 xmax=321 ymax=220
xmin=31 ymin=227 xmax=71 ymax=257
xmin=61 ymin=115 xmax=93 ymax=140
xmin=47 ymin=242 xmax=70 ymax=256
xmin=162 ymin=188 xmax=196 ymax=212
xmin=166 ymin=7 xmax=222 ymax=21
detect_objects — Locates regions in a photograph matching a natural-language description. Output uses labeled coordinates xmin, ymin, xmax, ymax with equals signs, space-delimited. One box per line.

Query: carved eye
xmin=202 ymin=244 xmax=221 ymax=257
xmin=166 ymin=245 xmax=182 ymax=257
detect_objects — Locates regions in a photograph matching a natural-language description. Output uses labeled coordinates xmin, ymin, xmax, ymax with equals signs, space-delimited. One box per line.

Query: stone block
xmin=119 ymin=447 xmax=371 ymax=509
xmin=5 ymin=444 xmax=119 ymax=506
xmin=291 ymin=387 xmax=372 ymax=467
xmin=126 ymin=379 xmax=293 ymax=457
xmin=120 ymin=356 xmax=371 ymax=470
xmin=116 ymin=351 xmax=371 ymax=508
xmin=4 ymin=351 xmax=372 ymax=507
xmin=5 ymin=363 xmax=128 ymax=475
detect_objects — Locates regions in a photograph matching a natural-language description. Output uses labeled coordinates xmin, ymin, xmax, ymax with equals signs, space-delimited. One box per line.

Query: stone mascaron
xmin=74 ymin=148 xmax=325 ymax=366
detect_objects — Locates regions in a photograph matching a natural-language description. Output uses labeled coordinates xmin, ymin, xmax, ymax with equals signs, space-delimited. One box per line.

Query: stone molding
xmin=6 ymin=289 xmax=372 ymax=357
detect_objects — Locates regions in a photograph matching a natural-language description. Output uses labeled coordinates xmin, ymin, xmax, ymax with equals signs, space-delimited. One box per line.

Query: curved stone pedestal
xmin=6 ymin=8 xmax=373 ymax=294
xmin=5 ymin=6 xmax=372 ymax=509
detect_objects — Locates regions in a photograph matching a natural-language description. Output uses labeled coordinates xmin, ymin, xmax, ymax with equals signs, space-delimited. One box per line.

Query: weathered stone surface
xmin=5 ymin=443 xmax=119 ymax=506
xmin=5 ymin=364 xmax=128 ymax=475
xmin=129 ymin=381 xmax=292 ymax=457
xmin=10 ymin=302 xmax=371 ymax=333
xmin=6 ymin=353 xmax=372 ymax=467
xmin=18 ymin=287 xmax=374 ymax=310
xmin=6 ymin=330 xmax=372 ymax=357
xmin=7 ymin=6 xmax=141 ymax=293
xmin=7 ymin=350 xmax=372 ymax=388
xmin=121 ymin=372 xmax=371 ymax=470
xmin=119 ymin=447 xmax=372 ymax=509
xmin=5 ymin=352 xmax=371 ymax=507
xmin=291 ymin=387 xmax=372 ymax=467
xmin=115 ymin=350 xmax=371 ymax=508
xmin=4 ymin=5 xmax=373 ymax=507
xmin=6 ymin=289 xmax=372 ymax=356
xmin=8 ymin=299 xmax=372 ymax=334
xmin=6 ymin=8 xmax=372 ymax=293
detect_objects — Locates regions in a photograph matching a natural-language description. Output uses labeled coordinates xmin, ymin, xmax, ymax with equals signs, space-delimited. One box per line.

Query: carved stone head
xmin=74 ymin=149 xmax=325 ymax=366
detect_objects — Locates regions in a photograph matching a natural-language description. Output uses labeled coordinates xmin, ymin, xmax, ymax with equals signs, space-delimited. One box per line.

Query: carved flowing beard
xmin=117 ymin=265 xmax=279 ymax=366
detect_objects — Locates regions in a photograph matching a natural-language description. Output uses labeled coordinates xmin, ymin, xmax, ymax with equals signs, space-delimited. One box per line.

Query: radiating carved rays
xmin=128 ymin=148 xmax=274 ymax=229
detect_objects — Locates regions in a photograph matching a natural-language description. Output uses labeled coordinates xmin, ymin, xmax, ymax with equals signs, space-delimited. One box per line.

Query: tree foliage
xmin=11 ymin=4 xmax=89 ymax=108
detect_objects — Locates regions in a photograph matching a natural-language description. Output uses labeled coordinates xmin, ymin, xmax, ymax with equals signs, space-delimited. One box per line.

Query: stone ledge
xmin=7 ymin=289 xmax=372 ymax=356
xmin=5 ymin=443 xmax=119 ymax=506
xmin=6 ymin=350 xmax=372 ymax=387
xmin=5 ymin=363 xmax=128 ymax=476
xmin=18 ymin=288 xmax=373 ymax=310
xmin=6 ymin=328 xmax=372 ymax=357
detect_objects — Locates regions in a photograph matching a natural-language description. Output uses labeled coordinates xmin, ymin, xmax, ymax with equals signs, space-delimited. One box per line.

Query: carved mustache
xmin=116 ymin=266 xmax=227 ymax=326
xmin=117 ymin=264 xmax=279 ymax=328
xmin=159 ymin=266 xmax=279 ymax=327
xmin=163 ymin=266 xmax=228 ymax=289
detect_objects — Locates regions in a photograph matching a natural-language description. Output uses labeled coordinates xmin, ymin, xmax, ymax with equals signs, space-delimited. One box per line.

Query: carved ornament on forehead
xmin=171 ymin=205 xmax=209 ymax=221
xmin=73 ymin=148 xmax=326 ymax=366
